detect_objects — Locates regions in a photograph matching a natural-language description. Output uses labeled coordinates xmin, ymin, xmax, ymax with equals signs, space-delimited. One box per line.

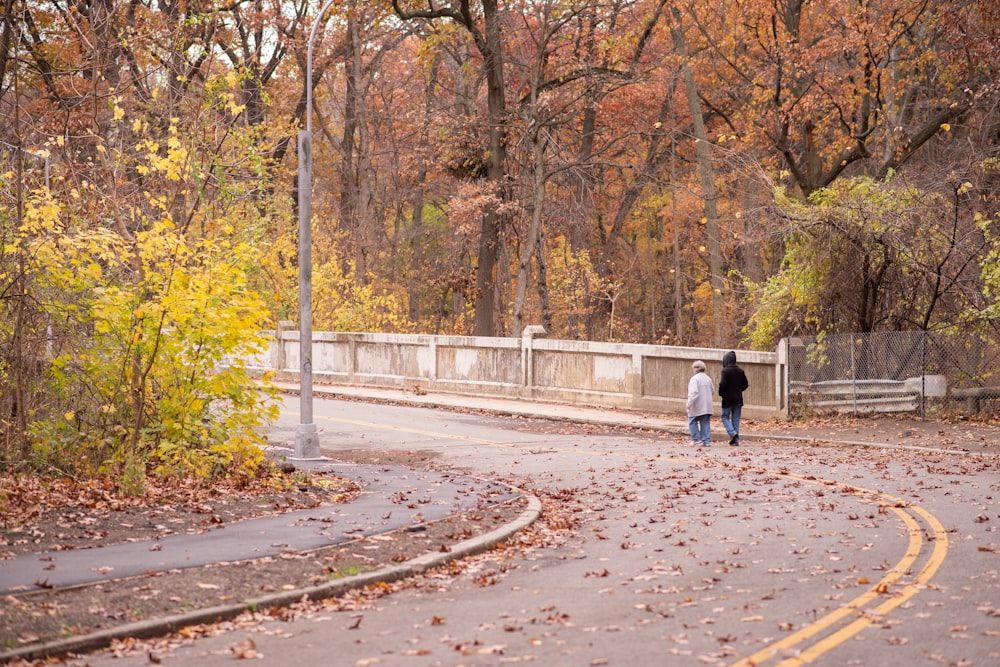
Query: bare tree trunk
xmin=670 ymin=8 xmax=725 ymax=345
xmin=535 ymin=224 xmax=552 ymax=333
xmin=0 ymin=0 xmax=14 ymax=86
xmin=351 ymin=14 xmax=375 ymax=283
xmin=407 ymin=172 xmax=426 ymax=323
xmin=472 ymin=0 xmax=508 ymax=336
xmin=669 ymin=88 xmax=685 ymax=343
xmin=513 ymin=131 xmax=547 ymax=337
xmin=392 ymin=0 xmax=510 ymax=336
xmin=339 ymin=12 xmax=361 ymax=275
xmin=571 ymin=6 xmax=600 ymax=255
xmin=7 ymin=60 xmax=28 ymax=456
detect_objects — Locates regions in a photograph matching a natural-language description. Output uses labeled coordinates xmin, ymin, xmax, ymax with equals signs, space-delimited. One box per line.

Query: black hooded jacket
xmin=719 ymin=350 xmax=749 ymax=408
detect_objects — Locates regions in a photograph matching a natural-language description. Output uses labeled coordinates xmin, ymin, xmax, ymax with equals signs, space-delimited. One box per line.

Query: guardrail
xmin=789 ymin=376 xmax=947 ymax=414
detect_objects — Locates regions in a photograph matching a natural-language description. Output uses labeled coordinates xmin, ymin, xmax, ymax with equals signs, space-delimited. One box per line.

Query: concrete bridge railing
xmin=247 ymin=324 xmax=787 ymax=421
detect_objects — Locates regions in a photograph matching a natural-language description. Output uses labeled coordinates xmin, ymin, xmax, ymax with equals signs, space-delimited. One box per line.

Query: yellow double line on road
xmin=728 ymin=474 xmax=949 ymax=667
xmin=306 ymin=412 xmax=949 ymax=665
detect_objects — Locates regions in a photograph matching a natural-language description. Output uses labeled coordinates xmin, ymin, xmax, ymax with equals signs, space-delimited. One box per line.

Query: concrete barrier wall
xmin=253 ymin=325 xmax=786 ymax=420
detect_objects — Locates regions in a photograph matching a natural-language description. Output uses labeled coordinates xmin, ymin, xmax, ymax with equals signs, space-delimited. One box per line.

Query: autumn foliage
xmin=1 ymin=0 xmax=998 ymax=482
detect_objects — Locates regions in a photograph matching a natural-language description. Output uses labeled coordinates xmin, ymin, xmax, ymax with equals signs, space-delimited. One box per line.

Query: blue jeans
xmin=721 ymin=405 xmax=742 ymax=438
xmin=688 ymin=414 xmax=711 ymax=445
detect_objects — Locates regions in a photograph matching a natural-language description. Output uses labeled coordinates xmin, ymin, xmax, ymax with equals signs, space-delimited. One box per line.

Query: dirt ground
xmin=746 ymin=411 xmax=1000 ymax=454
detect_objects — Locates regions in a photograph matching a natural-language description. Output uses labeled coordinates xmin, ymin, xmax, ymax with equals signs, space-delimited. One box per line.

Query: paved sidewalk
xmin=285 ymin=381 xmax=1000 ymax=456
xmin=0 ymin=459 xmax=522 ymax=596
xmin=0 ymin=429 xmax=538 ymax=663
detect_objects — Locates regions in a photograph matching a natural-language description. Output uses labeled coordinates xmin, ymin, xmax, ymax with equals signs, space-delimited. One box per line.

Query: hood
xmin=723 ymin=350 xmax=737 ymax=367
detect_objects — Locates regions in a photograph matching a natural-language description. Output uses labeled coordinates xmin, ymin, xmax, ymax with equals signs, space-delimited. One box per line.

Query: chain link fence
xmin=786 ymin=331 xmax=1000 ymax=417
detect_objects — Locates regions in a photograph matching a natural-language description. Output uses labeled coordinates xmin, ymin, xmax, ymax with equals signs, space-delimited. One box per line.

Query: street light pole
xmin=295 ymin=0 xmax=338 ymax=459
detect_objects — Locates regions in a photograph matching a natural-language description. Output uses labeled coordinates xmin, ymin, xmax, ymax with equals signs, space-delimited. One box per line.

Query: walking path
xmin=0 ymin=460 xmax=521 ymax=596
xmin=290 ymin=381 xmax=999 ymax=456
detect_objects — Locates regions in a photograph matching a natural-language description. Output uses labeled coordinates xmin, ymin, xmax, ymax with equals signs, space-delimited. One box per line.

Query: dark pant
xmin=721 ymin=405 xmax=742 ymax=438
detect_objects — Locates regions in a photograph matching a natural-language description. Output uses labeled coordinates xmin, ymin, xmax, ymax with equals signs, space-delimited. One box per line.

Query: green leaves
xmin=745 ymin=175 xmax=991 ymax=346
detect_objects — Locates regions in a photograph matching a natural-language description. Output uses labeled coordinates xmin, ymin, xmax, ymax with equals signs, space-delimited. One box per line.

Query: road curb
xmin=0 ymin=495 xmax=541 ymax=665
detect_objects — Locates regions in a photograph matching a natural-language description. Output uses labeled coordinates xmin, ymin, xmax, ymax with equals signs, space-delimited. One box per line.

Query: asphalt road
xmin=83 ymin=394 xmax=1000 ymax=667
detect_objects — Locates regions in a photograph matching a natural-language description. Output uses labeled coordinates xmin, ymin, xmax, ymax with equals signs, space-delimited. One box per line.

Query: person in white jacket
xmin=686 ymin=360 xmax=714 ymax=446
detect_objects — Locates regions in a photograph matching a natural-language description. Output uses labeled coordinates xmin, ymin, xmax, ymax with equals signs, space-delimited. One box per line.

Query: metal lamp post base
xmin=294 ymin=423 xmax=321 ymax=459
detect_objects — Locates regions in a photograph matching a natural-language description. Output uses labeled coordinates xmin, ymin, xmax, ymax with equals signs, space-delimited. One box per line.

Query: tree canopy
xmin=2 ymin=0 xmax=998 ymax=478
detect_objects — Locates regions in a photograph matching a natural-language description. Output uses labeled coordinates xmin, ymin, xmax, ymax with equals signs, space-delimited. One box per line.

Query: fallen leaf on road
xmin=477 ymin=644 xmax=506 ymax=654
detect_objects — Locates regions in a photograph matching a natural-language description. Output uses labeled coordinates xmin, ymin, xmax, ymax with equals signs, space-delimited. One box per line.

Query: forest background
xmin=1 ymin=0 xmax=998 ymax=485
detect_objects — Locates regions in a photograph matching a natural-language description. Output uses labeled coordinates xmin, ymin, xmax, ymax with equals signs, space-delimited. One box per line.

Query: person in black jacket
xmin=719 ymin=350 xmax=749 ymax=446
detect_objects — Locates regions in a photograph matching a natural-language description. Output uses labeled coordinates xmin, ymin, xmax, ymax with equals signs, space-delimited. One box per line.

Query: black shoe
xmin=729 ymin=433 xmax=739 ymax=446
